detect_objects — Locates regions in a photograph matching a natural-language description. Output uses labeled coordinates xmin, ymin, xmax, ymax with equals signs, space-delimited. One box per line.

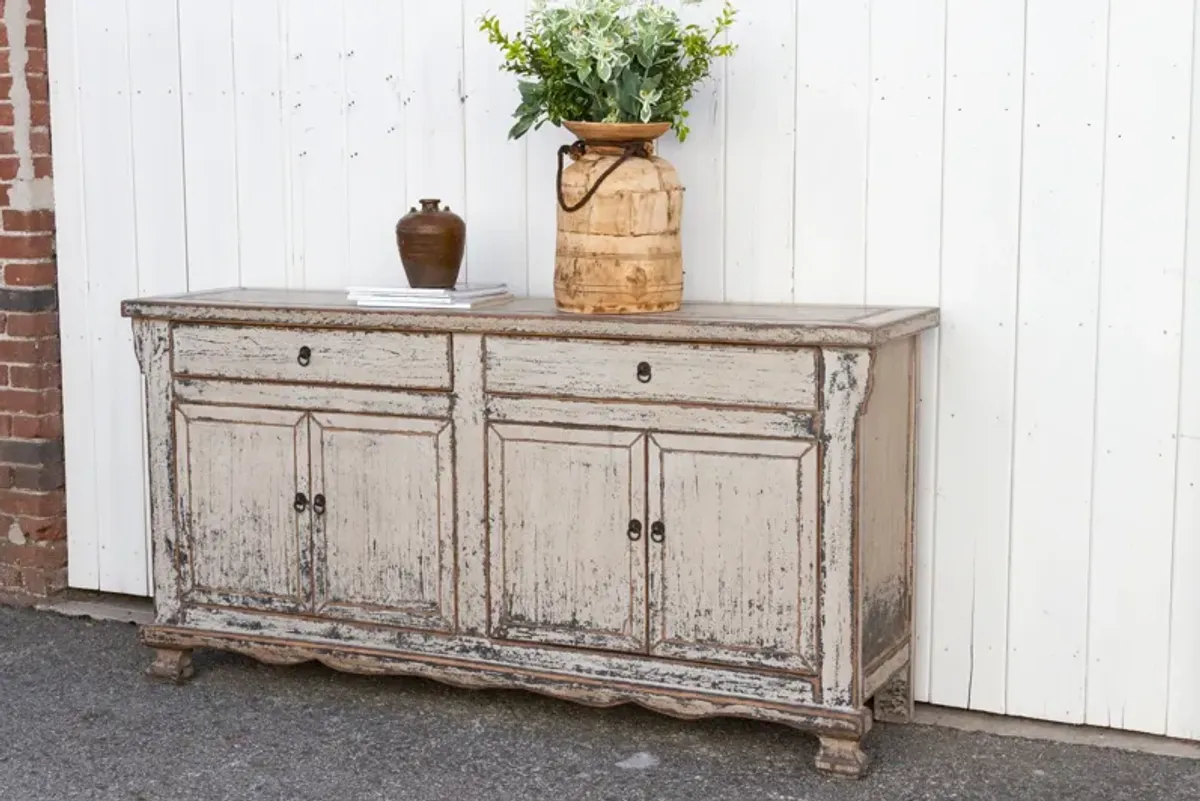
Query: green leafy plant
xmin=480 ymin=0 xmax=737 ymax=141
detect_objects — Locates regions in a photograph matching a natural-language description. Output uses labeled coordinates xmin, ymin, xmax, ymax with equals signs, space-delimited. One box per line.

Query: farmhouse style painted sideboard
xmin=123 ymin=289 xmax=937 ymax=777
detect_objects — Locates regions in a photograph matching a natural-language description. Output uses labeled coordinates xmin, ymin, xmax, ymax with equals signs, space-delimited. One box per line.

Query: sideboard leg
xmin=146 ymin=647 xmax=194 ymax=683
xmin=814 ymin=735 xmax=870 ymax=778
xmin=873 ymin=662 xmax=914 ymax=724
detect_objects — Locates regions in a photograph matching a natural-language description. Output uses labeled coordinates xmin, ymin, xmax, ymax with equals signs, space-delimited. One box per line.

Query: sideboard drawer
xmin=485 ymin=337 xmax=818 ymax=409
xmin=173 ymin=325 xmax=451 ymax=390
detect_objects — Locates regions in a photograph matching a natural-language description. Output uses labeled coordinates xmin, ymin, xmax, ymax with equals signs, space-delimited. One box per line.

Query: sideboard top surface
xmin=122 ymin=288 xmax=938 ymax=347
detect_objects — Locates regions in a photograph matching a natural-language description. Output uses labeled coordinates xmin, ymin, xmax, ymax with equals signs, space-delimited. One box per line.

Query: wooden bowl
xmin=562 ymin=121 xmax=671 ymax=146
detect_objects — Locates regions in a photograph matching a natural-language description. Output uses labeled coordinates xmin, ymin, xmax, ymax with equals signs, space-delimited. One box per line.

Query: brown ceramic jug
xmin=395 ymin=199 xmax=466 ymax=289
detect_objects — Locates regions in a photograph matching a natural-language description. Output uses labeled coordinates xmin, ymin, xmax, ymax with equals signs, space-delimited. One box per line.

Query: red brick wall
xmin=0 ymin=0 xmax=65 ymax=599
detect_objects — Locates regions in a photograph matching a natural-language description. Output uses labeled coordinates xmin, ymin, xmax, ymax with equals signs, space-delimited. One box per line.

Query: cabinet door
xmin=647 ymin=433 xmax=819 ymax=673
xmin=488 ymin=424 xmax=646 ymax=653
xmin=310 ymin=413 xmax=454 ymax=631
xmin=175 ymin=404 xmax=311 ymax=612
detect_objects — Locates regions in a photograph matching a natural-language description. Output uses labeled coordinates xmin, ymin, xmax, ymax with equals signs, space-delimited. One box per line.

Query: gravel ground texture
xmin=1 ymin=605 xmax=1197 ymax=801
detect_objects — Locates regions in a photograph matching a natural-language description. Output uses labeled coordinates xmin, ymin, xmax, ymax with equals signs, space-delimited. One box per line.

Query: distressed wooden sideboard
xmin=123 ymin=289 xmax=937 ymax=777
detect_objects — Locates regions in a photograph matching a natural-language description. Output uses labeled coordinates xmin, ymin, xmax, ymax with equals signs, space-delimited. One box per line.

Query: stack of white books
xmin=347 ymin=283 xmax=513 ymax=310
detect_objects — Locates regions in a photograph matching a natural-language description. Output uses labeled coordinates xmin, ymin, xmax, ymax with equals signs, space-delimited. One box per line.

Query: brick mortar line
xmin=2 ymin=0 xmax=52 ymax=212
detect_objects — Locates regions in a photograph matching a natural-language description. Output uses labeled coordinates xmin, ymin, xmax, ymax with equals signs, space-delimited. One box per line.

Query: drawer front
xmin=173 ymin=325 xmax=451 ymax=389
xmin=486 ymin=337 xmax=817 ymax=409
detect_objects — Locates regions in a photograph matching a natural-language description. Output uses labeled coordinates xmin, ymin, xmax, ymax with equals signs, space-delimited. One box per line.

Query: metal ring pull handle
xmin=556 ymin=140 xmax=650 ymax=214
xmin=627 ymin=520 xmax=643 ymax=542
xmin=294 ymin=492 xmax=309 ymax=513
xmin=313 ymin=494 xmax=326 ymax=516
xmin=650 ymin=521 xmax=665 ymax=544
xmin=636 ymin=361 xmax=652 ymax=383
xmin=297 ymin=346 xmax=312 ymax=367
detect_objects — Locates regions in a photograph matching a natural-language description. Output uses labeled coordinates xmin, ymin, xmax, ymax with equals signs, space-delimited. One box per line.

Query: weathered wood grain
xmin=485 ymin=395 xmax=816 ymax=440
xmin=864 ymin=640 xmax=912 ymax=700
xmin=647 ymin=433 xmax=819 ymax=674
xmin=487 ymin=424 xmax=647 ymax=653
xmin=141 ymin=624 xmax=868 ymax=736
xmin=452 ymin=334 xmax=488 ymax=636
xmin=309 ymin=413 xmax=454 ymax=631
xmin=123 ymin=290 xmax=939 ymax=348
xmin=134 ymin=319 xmax=183 ymax=623
xmin=145 ymin=647 xmax=194 ymax=683
xmin=814 ymin=735 xmax=870 ymax=779
xmin=858 ymin=339 xmax=916 ymax=672
xmin=156 ymin=609 xmax=834 ymax=713
xmin=174 ymin=378 xmax=452 ymax=419
xmin=870 ymin=649 xmax=915 ymax=725
xmin=555 ymin=148 xmax=684 ymax=314
xmin=819 ymin=348 xmax=873 ymax=708
xmin=174 ymin=403 xmax=310 ymax=611
xmin=486 ymin=337 xmax=818 ymax=410
xmin=173 ymin=324 xmax=452 ymax=389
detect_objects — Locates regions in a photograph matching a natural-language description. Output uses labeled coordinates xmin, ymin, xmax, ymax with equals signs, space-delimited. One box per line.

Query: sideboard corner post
xmin=137 ymin=318 xmax=183 ymax=625
xmin=818 ymin=347 xmax=873 ymax=709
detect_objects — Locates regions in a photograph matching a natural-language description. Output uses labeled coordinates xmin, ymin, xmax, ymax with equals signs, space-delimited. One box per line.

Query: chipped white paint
xmin=857 ymin=339 xmax=917 ymax=676
xmin=819 ymin=348 xmax=873 ymax=708
xmin=452 ymin=334 xmax=488 ymax=636
xmin=153 ymin=607 xmax=832 ymax=727
xmin=135 ymin=320 xmax=180 ymax=620
xmin=173 ymin=325 xmax=451 ymax=389
xmin=485 ymin=395 xmax=815 ymax=440
xmin=863 ymin=643 xmax=912 ymax=703
xmin=174 ymin=404 xmax=310 ymax=608
xmin=486 ymin=337 xmax=818 ymax=409
xmin=311 ymin=413 xmax=454 ymax=631
xmin=125 ymin=291 xmax=935 ymax=348
xmin=128 ymin=292 xmax=930 ymax=776
xmin=174 ymin=379 xmax=452 ymax=420
xmin=178 ymin=589 xmax=829 ymax=712
xmin=647 ymin=433 xmax=819 ymax=673
xmin=488 ymin=424 xmax=648 ymax=653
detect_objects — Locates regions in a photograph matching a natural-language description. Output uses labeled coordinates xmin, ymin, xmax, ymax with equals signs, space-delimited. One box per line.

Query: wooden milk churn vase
xmin=554 ymin=121 xmax=684 ymax=314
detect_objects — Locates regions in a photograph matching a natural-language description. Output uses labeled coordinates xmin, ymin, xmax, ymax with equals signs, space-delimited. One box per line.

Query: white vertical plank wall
xmin=1171 ymin=0 xmax=1200 ymax=742
xmin=46 ymin=0 xmax=1200 ymax=739
xmin=1007 ymin=0 xmax=1108 ymax=724
xmin=860 ymin=0 xmax=945 ymax=705
xmin=723 ymin=1 xmax=795 ymax=303
xmin=931 ymin=0 xmax=1026 ymax=715
xmin=231 ymin=0 xmax=290 ymax=289
xmin=1087 ymin=0 xmax=1194 ymax=735
xmin=793 ymin=0 xmax=869 ymax=306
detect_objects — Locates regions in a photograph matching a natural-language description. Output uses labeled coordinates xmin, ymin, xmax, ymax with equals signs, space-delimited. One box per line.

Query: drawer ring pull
xmin=297 ymin=346 xmax=312 ymax=367
xmin=650 ymin=521 xmax=665 ymax=544
xmin=636 ymin=361 xmax=652 ymax=383
xmin=627 ymin=519 xmax=643 ymax=541
xmin=293 ymin=492 xmax=309 ymax=513
xmin=313 ymin=494 xmax=326 ymax=516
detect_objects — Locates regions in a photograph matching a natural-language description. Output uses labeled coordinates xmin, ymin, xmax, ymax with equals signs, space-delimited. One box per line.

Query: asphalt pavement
xmin=1 ymin=605 xmax=1197 ymax=801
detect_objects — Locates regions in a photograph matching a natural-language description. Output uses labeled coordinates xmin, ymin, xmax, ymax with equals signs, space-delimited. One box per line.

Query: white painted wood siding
xmin=46 ymin=0 xmax=1200 ymax=738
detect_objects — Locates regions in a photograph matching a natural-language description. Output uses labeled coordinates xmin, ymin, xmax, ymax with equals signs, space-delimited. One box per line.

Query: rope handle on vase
xmin=556 ymin=139 xmax=651 ymax=213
